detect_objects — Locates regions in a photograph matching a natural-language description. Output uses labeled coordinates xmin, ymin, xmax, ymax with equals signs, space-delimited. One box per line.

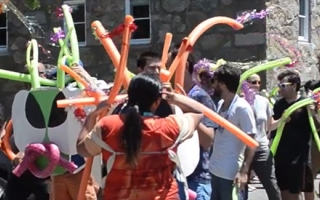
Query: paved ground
xmin=248 ymin=176 xmax=320 ymax=200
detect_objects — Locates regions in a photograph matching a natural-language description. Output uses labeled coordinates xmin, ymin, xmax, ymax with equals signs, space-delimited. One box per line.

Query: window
xmin=0 ymin=12 xmax=7 ymax=49
xmin=64 ymin=0 xmax=86 ymax=46
xmin=298 ymin=0 xmax=309 ymax=42
xmin=125 ymin=0 xmax=151 ymax=44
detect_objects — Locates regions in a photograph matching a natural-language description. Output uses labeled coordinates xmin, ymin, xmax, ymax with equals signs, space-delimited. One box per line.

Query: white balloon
xmin=174 ymin=106 xmax=200 ymax=176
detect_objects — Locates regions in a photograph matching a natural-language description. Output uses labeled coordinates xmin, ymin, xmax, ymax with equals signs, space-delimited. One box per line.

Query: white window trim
xmin=125 ymin=0 xmax=151 ymax=45
xmin=63 ymin=0 xmax=86 ymax=46
xmin=0 ymin=12 xmax=8 ymax=50
xmin=298 ymin=0 xmax=309 ymax=42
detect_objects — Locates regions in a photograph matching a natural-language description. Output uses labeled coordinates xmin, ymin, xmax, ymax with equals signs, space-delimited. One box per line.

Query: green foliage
xmin=24 ymin=0 xmax=41 ymax=10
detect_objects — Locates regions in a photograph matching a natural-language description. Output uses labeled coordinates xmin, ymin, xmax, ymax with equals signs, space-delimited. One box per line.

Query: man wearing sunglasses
xmin=209 ymin=64 xmax=256 ymax=200
xmin=271 ymin=70 xmax=316 ymax=200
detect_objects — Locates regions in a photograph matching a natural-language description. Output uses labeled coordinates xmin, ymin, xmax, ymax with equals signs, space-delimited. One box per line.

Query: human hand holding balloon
xmin=162 ymin=83 xmax=186 ymax=96
xmin=284 ymin=113 xmax=291 ymax=123
xmin=12 ymin=152 xmax=24 ymax=167
xmin=307 ymin=104 xmax=316 ymax=113
xmin=162 ymin=82 xmax=174 ymax=92
xmin=280 ymin=110 xmax=291 ymax=123
xmin=71 ymin=64 xmax=91 ymax=81
xmin=234 ymin=171 xmax=248 ymax=190
xmin=161 ymin=90 xmax=182 ymax=104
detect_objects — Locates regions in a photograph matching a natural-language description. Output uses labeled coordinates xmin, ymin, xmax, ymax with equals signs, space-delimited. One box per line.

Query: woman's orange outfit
xmin=83 ymin=114 xmax=191 ymax=200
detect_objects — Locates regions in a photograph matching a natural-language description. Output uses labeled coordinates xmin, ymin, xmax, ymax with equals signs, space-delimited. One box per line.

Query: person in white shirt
xmin=209 ymin=64 xmax=257 ymax=200
xmin=245 ymin=74 xmax=281 ymax=200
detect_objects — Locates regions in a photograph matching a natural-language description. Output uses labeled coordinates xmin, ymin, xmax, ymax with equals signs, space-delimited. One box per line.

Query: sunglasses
xmin=250 ymin=80 xmax=261 ymax=85
xmin=278 ymin=82 xmax=293 ymax=88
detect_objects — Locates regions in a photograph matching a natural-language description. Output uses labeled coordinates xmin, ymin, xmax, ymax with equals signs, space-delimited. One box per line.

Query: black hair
xmin=170 ymin=43 xmax=196 ymax=74
xmin=122 ymin=72 xmax=162 ymax=167
xmin=277 ymin=70 xmax=301 ymax=92
xmin=136 ymin=51 xmax=161 ymax=70
xmin=213 ymin=64 xmax=241 ymax=93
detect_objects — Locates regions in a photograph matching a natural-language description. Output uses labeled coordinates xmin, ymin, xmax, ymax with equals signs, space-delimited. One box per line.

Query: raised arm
xmin=265 ymin=98 xmax=281 ymax=131
xmin=164 ymin=92 xmax=214 ymax=148
xmin=170 ymin=113 xmax=204 ymax=142
xmin=77 ymin=107 xmax=106 ymax=157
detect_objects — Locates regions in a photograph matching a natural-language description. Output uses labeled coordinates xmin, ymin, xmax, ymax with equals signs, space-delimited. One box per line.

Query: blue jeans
xmin=188 ymin=180 xmax=211 ymax=200
xmin=210 ymin=173 xmax=246 ymax=200
xmin=178 ymin=180 xmax=212 ymax=200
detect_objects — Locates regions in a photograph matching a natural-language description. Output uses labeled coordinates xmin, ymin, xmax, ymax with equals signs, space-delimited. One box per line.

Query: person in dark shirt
xmin=304 ymin=79 xmax=320 ymax=178
xmin=6 ymin=129 xmax=50 ymax=200
xmin=137 ymin=51 xmax=173 ymax=116
xmin=271 ymin=70 xmax=314 ymax=200
xmin=114 ymin=51 xmax=173 ymax=116
xmin=168 ymin=45 xmax=215 ymax=200
xmin=4 ymin=63 xmax=50 ymax=200
xmin=304 ymin=79 xmax=320 ymax=91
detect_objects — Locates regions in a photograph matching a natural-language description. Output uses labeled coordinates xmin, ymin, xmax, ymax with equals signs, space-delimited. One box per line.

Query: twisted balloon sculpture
xmin=0 ymin=4 xmax=98 ymax=179
xmin=13 ymin=143 xmax=76 ymax=178
xmin=2 ymin=38 xmax=78 ymax=178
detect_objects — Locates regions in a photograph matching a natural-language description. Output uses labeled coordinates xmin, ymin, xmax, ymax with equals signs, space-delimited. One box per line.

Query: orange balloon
xmin=174 ymin=94 xmax=258 ymax=148
xmin=161 ymin=33 xmax=172 ymax=69
xmin=174 ymin=17 xmax=244 ymax=89
xmin=92 ymin=21 xmax=171 ymax=86
xmin=56 ymin=94 xmax=128 ymax=108
xmin=91 ymin=21 xmax=131 ymax=89
xmin=77 ymin=15 xmax=134 ymax=200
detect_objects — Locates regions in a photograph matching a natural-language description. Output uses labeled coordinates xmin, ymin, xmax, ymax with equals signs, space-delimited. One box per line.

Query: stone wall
xmin=0 ymin=0 xmax=268 ymax=116
xmin=266 ymin=0 xmax=320 ymax=89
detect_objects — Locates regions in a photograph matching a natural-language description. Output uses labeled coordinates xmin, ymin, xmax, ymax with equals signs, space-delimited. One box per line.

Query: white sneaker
xmin=248 ymin=185 xmax=256 ymax=192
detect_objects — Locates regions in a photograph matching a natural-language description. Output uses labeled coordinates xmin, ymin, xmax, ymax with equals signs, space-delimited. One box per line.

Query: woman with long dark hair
xmin=77 ymin=72 xmax=203 ymax=200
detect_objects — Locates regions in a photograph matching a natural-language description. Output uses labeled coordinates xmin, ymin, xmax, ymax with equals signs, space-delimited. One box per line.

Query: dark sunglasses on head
xmin=278 ymin=82 xmax=293 ymax=88
xmin=250 ymin=80 xmax=261 ymax=85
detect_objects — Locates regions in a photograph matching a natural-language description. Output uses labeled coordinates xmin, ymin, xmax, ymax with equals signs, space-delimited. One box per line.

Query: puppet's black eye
xmin=25 ymin=93 xmax=46 ymax=129
xmin=48 ymin=92 xmax=68 ymax=128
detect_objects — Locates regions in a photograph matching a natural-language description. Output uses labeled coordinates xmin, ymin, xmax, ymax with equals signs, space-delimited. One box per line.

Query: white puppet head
xmin=12 ymin=87 xmax=93 ymax=175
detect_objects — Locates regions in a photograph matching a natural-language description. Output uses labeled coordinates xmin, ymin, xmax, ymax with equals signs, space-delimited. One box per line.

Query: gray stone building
xmin=0 ymin=0 xmax=318 ymax=114
xmin=266 ymin=0 xmax=320 ymax=89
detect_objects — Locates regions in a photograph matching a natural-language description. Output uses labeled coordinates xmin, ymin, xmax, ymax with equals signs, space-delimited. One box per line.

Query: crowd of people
xmin=0 ymin=46 xmax=320 ymax=200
